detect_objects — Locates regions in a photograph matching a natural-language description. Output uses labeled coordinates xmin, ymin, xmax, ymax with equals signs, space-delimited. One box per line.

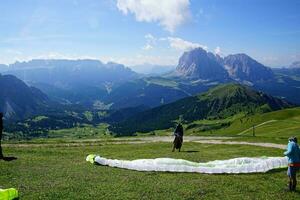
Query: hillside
xmin=183 ymin=107 xmax=300 ymax=141
xmin=110 ymin=83 xmax=293 ymax=135
xmin=0 ymin=74 xmax=49 ymax=120
xmin=103 ymin=77 xmax=189 ymax=109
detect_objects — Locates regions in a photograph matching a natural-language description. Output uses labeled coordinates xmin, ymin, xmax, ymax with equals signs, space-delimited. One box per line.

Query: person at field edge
xmin=0 ymin=112 xmax=3 ymax=159
xmin=284 ymin=136 xmax=300 ymax=191
xmin=172 ymin=123 xmax=184 ymax=152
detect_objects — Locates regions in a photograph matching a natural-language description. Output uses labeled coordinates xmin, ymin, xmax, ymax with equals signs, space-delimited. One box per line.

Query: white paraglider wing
xmin=86 ymin=155 xmax=288 ymax=174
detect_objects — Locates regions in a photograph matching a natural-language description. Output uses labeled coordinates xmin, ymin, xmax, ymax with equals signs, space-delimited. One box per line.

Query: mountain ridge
xmin=110 ymin=83 xmax=293 ymax=135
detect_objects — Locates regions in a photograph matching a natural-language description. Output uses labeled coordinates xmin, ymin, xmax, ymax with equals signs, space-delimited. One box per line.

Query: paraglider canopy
xmin=86 ymin=155 xmax=288 ymax=174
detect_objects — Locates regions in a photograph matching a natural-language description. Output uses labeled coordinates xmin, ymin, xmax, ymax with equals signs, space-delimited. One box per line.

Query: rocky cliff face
xmin=175 ymin=48 xmax=274 ymax=83
xmin=175 ymin=48 xmax=229 ymax=81
xmin=223 ymin=54 xmax=274 ymax=82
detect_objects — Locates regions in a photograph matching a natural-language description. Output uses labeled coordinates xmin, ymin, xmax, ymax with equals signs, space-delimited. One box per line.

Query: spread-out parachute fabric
xmin=86 ymin=155 xmax=288 ymax=174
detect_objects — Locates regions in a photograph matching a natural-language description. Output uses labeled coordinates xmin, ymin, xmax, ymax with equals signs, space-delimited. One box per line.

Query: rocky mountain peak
xmin=223 ymin=54 xmax=274 ymax=82
xmin=175 ymin=47 xmax=229 ymax=80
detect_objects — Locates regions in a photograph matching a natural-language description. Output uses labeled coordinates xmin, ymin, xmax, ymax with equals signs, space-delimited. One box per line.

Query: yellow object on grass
xmin=86 ymin=154 xmax=96 ymax=164
xmin=0 ymin=188 xmax=19 ymax=200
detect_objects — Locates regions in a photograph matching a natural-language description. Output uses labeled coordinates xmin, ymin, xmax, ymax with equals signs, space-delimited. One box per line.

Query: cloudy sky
xmin=0 ymin=0 xmax=300 ymax=67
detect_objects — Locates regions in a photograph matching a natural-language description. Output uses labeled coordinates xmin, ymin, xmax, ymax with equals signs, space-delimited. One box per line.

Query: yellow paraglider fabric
xmin=0 ymin=188 xmax=19 ymax=200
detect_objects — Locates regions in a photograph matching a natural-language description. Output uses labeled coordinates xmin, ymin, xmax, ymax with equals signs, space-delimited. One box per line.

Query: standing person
xmin=172 ymin=123 xmax=184 ymax=152
xmin=0 ymin=113 xmax=3 ymax=159
xmin=284 ymin=136 xmax=300 ymax=191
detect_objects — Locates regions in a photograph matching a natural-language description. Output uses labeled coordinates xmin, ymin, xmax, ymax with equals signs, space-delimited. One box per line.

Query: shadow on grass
xmin=267 ymin=167 xmax=287 ymax=174
xmin=181 ymin=150 xmax=199 ymax=153
xmin=293 ymin=190 xmax=300 ymax=195
xmin=1 ymin=156 xmax=17 ymax=162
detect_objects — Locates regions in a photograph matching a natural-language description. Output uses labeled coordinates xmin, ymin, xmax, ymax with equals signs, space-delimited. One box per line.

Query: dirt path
xmin=193 ymin=140 xmax=286 ymax=149
xmin=123 ymin=136 xmax=286 ymax=149
xmin=2 ymin=136 xmax=232 ymax=148
xmin=3 ymin=136 xmax=286 ymax=149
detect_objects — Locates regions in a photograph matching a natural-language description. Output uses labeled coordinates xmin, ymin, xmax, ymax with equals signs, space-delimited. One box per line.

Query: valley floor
xmin=1 ymin=138 xmax=299 ymax=200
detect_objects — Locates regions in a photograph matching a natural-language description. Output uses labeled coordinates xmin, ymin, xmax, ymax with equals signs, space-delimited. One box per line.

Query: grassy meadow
xmin=1 ymin=107 xmax=300 ymax=199
xmin=1 ymin=141 xmax=299 ymax=200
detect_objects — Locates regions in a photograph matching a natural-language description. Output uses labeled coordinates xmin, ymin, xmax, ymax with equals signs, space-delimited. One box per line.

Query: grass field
xmin=1 ymin=107 xmax=300 ymax=199
xmin=1 ymin=141 xmax=299 ymax=200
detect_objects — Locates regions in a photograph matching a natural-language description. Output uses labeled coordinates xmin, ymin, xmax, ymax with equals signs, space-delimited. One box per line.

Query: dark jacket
xmin=174 ymin=124 xmax=183 ymax=137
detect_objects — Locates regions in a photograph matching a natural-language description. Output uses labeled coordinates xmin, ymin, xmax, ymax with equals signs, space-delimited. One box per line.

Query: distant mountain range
xmin=6 ymin=59 xmax=137 ymax=86
xmin=110 ymin=83 xmax=293 ymax=135
xmin=111 ymin=48 xmax=300 ymax=107
xmin=1 ymin=59 xmax=138 ymax=106
xmin=1 ymin=49 xmax=300 ymax=123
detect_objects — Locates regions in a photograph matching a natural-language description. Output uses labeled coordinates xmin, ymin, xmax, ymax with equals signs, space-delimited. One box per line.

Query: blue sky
xmin=0 ymin=0 xmax=300 ymax=67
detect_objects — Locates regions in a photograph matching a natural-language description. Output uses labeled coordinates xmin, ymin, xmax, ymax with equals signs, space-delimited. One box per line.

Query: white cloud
xmin=165 ymin=37 xmax=208 ymax=51
xmin=142 ymin=44 xmax=153 ymax=50
xmin=142 ymin=34 xmax=208 ymax=53
xmin=104 ymin=54 xmax=178 ymax=66
xmin=145 ymin=33 xmax=156 ymax=42
xmin=142 ymin=33 xmax=156 ymax=50
xmin=0 ymin=52 xmax=99 ymax=65
xmin=116 ymin=0 xmax=190 ymax=32
xmin=214 ymin=46 xmax=221 ymax=55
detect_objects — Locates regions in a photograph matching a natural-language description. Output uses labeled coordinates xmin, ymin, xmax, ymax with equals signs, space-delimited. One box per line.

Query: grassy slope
xmin=180 ymin=107 xmax=300 ymax=143
xmin=111 ymin=83 xmax=293 ymax=135
xmin=186 ymin=107 xmax=300 ymax=136
xmin=136 ymin=107 xmax=300 ymax=144
xmin=0 ymin=142 xmax=298 ymax=200
xmin=144 ymin=77 xmax=179 ymax=88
